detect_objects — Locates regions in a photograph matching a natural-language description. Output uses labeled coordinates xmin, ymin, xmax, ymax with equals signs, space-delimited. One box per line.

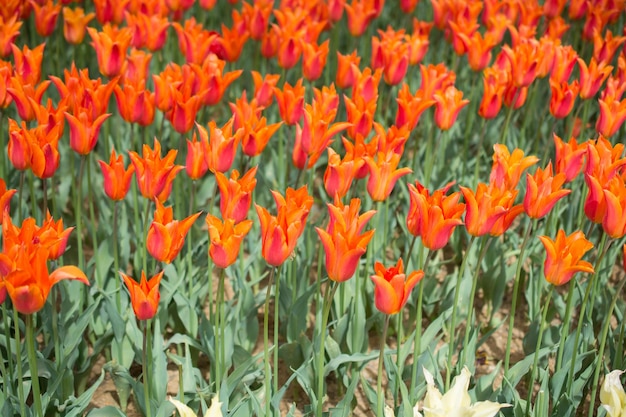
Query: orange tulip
xmin=0 ymin=179 xmax=15 ymax=223
xmin=549 ymin=45 xmax=578 ymax=84
xmin=8 ymin=119 xmax=32 ymax=171
xmin=114 ymin=82 xmax=155 ymax=127
xmin=407 ymin=181 xmax=465 ymax=251
xmin=593 ymin=29 xmax=625 ymax=65
xmin=185 ymin=133 xmax=210 ymax=181
xmin=146 ymin=199 xmax=201 ymax=264
xmin=596 ymin=95 xmax=626 ymax=138
xmin=324 ymin=148 xmax=358 ymax=199
xmin=129 ymin=138 xmax=183 ymax=202
xmin=524 ymin=163 xmax=571 ymax=219
xmin=553 ymin=134 xmax=586 ymax=183
xmin=31 ymin=0 xmax=61 ymax=37
xmin=125 ymin=11 xmax=169 ymax=52
xmin=242 ymin=1 xmax=272 ymax=40
xmin=395 ymin=83 xmax=435 ymax=129
xmin=316 ymin=198 xmax=375 ymax=282
xmin=302 ymin=40 xmax=329 ymax=82
xmin=7 ymin=78 xmax=50 ymax=122
xmin=364 ymin=151 xmax=412 ymax=202
xmin=345 ymin=0 xmax=377 ymax=37
xmin=197 ymin=118 xmax=242 ymax=173
xmin=344 ymin=95 xmax=376 ymax=139
xmin=460 ymin=183 xmax=510 ymax=237
xmin=28 ymin=123 xmax=63 ymax=179
xmin=215 ymin=166 xmax=257 ymax=223
xmin=478 ymin=67 xmax=507 ymax=119
xmin=1 ymin=246 xmax=88 ymax=314
xmin=371 ymin=259 xmax=424 ymax=315
xmin=549 ymin=79 xmax=579 ymax=119
xmin=538 ymin=230 xmax=594 ymax=286
xmin=274 ymin=79 xmax=305 ymax=125
xmin=63 ymin=7 xmax=95 ymax=45
xmin=602 ymin=177 xmax=626 ymax=239
xmin=64 ymin=110 xmax=111 ymax=155
xmin=0 ymin=15 xmax=22 ymax=58
xmin=120 ymin=270 xmax=164 ymax=320
xmin=88 ymin=24 xmax=133 ymax=78
xmin=12 ymin=43 xmax=46 ymax=86
xmin=93 ymin=0 xmax=129 ymax=25
xmin=433 ymin=85 xmax=469 ymax=130
xmin=240 ymin=117 xmax=282 ymax=158
xmin=490 ymin=144 xmax=539 ymax=191
xmin=420 ymin=63 xmax=455 ymax=99
xmin=251 ymin=71 xmax=280 ymax=108
xmin=336 ymin=50 xmax=361 ymax=90
xmin=255 ymin=186 xmax=313 ymax=266
xmin=99 ymin=150 xmax=135 ymax=201
xmin=501 ymin=43 xmax=540 ymax=88
xmin=206 ymin=215 xmax=253 ymax=269
xmin=577 ymin=57 xmax=612 ymax=100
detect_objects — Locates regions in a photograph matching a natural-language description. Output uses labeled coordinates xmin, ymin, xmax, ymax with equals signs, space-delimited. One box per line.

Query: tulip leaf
xmin=59 ymin=370 xmax=106 ymax=417
xmin=86 ymin=406 xmax=127 ymax=417
xmin=329 ymin=373 xmax=360 ymax=417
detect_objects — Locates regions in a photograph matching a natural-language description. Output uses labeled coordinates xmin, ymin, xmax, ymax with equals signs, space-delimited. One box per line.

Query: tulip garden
xmin=1 ymin=0 xmax=626 ymax=416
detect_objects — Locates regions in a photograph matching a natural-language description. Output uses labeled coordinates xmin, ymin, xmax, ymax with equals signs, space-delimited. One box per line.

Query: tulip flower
xmin=365 ymin=151 xmax=412 ymax=202
xmin=255 ymin=186 xmax=313 ymax=266
xmin=600 ymin=370 xmax=626 ymax=417
xmin=125 ymin=11 xmax=170 ymax=52
xmin=1 ymin=246 xmax=88 ymax=314
xmin=324 ymin=148 xmax=359 ymax=199
xmin=0 ymin=179 xmax=16 ymax=223
xmin=549 ymin=45 xmax=578 ymax=84
xmin=336 ymin=50 xmax=361 ymax=90
xmin=88 ymin=24 xmax=133 ymax=78
xmin=478 ymin=67 xmax=507 ymax=119
xmin=593 ymin=29 xmax=625 ymax=65
xmin=7 ymin=78 xmax=51 ymax=122
xmin=490 ymin=144 xmax=539 ymax=191
xmin=433 ymin=85 xmax=469 ymax=130
xmin=185 ymin=133 xmax=210 ymax=180
xmin=251 ymin=71 xmax=280 ymax=108
xmin=371 ymin=258 xmax=423 ymax=315
xmin=407 ymin=181 xmax=465 ymax=251
xmin=129 ymin=138 xmax=183 ymax=202
xmin=274 ymin=79 xmax=305 ymax=125
xmin=39 ymin=212 xmax=74 ymax=261
xmin=345 ymin=0 xmax=377 ymax=37
xmin=64 ymin=110 xmax=111 ymax=155
xmin=197 ymin=119 xmax=242 ymax=173
xmin=395 ymin=83 xmax=435 ymax=129
xmin=114 ymin=82 xmax=155 ymax=126
xmin=31 ymin=0 xmax=61 ymax=37
xmin=63 ymin=7 xmax=95 ymax=45
xmin=215 ymin=167 xmax=257 ymax=223
xmin=578 ymin=57 xmax=612 ymax=100
xmin=553 ymin=134 xmax=586 ymax=183
xmin=99 ymin=150 xmax=135 ymax=201
xmin=596 ymin=96 xmax=626 ymax=138
xmin=524 ymin=163 xmax=571 ymax=219
xmin=538 ymin=230 xmax=594 ymax=286
xmin=11 ymin=43 xmax=45 ymax=86
xmin=0 ymin=15 xmax=22 ymax=58
xmin=602 ymin=177 xmax=626 ymax=239
xmin=120 ymin=270 xmax=164 ymax=320
xmin=146 ymin=200 xmax=201 ymax=264
xmin=302 ymin=40 xmax=330 ymax=82
xmin=460 ymin=183 xmax=510 ymax=237
xmin=416 ymin=367 xmax=511 ymax=417
xmin=316 ymin=198 xmax=376 ymax=282
xmin=206 ymin=215 xmax=253 ymax=269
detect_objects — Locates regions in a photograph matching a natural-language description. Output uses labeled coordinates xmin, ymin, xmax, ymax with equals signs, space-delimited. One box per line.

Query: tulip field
xmin=1 ymin=0 xmax=626 ymax=416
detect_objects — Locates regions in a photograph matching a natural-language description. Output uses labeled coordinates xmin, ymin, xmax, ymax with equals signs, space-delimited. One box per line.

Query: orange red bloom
xmin=63 ymin=7 xmax=95 ymax=45
xmin=120 ymin=270 xmax=164 ymax=320
xmin=371 ymin=258 xmax=424 ymax=315
xmin=129 ymin=138 xmax=183 ymax=202
xmin=206 ymin=215 xmax=253 ymax=269
xmin=538 ymin=230 xmax=594 ymax=286
xmin=215 ymin=167 xmax=258 ymax=223
xmin=523 ymin=163 xmax=571 ymax=219
xmin=99 ymin=150 xmax=135 ymax=201
xmin=146 ymin=200 xmax=201 ymax=264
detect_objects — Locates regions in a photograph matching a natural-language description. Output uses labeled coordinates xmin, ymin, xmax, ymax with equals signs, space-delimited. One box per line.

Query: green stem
xmin=264 ymin=267 xmax=276 ymax=417
xmin=472 ymin=119 xmax=487 ymax=187
xmin=587 ymin=275 xmax=626 ymax=417
xmin=377 ymin=315 xmax=391 ymax=417
xmin=1 ymin=303 xmax=13 ymax=398
xmin=504 ymin=219 xmax=536 ymax=374
xmin=461 ymin=237 xmax=492 ymax=367
xmin=499 ymin=89 xmax=519 ymax=147
xmin=87 ymin=155 xmax=100 ymax=286
xmin=394 ymin=312 xmax=403 ymax=409
xmin=143 ymin=198 xmax=151 ymax=274
xmin=273 ymin=265 xmax=283 ymax=397
xmin=143 ymin=319 xmax=152 ymax=417
xmin=215 ymin=268 xmax=226 ymax=394
xmin=76 ymin=157 xmax=86 ymax=271
xmin=18 ymin=171 xmax=25 ymax=221
xmin=187 ymin=181 xmax=196 ymax=335
xmin=13 ymin=308 xmax=25 ymax=417
xmin=409 ymin=243 xmax=428 ymax=400
xmin=25 ymin=314 xmax=43 ymax=417
xmin=28 ymin=172 xmax=37 ymax=221
xmin=555 ymin=278 xmax=576 ymax=372
xmin=567 ymin=233 xmax=611 ymax=396
xmin=113 ymin=201 xmax=121 ymax=311
xmin=445 ymin=235 xmax=476 ymax=390
xmin=316 ymin=281 xmax=338 ymax=417
xmin=525 ymin=289 xmax=553 ymax=417
xmin=42 ymin=178 xmax=47 ymax=216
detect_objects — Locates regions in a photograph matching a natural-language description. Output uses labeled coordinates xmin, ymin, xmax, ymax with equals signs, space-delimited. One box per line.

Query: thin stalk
xmin=499 ymin=88 xmax=520 ymax=147
xmin=423 ymin=124 xmax=439 ymax=188
xmin=504 ymin=219 xmax=536 ymax=374
xmin=0 ymin=110 xmax=5 ymax=180
xmin=316 ymin=281 xmax=338 ymax=417
xmin=13 ymin=308 xmax=26 ymax=417
xmin=461 ymin=237 xmax=492 ymax=367
xmin=394 ymin=312 xmax=403 ymax=409
xmin=42 ymin=178 xmax=47 ymax=216
xmin=25 ymin=314 xmax=43 ymax=417
xmin=587 ymin=275 xmax=626 ymax=417
xmin=187 ymin=180 xmax=196 ymax=334
xmin=77 ymin=157 xmax=86 ymax=270
xmin=28 ymin=172 xmax=37 ymax=221
xmin=18 ymin=171 xmax=25 ymax=221
xmin=87 ymin=155 xmax=100 ymax=286
xmin=215 ymin=268 xmax=226 ymax=394
xmin=1 ymin=303 xmax=13 ymax=397
xmin=113 ymin=201 xmax=121 ymax=311
xmin=409 ymin=248 xmax=429 ymax=399
xmin=568 ymin=233 xmax=611 ymax=396
xmin=273 ymin=265 xmax=283 ymax=396
xmin=143 ymin=198 xmax=151 ymax=274
xmin=377 ymin=315 xmax=391 ymax=417
xmin=472 ymin=119 xmax=487 ymax=187
xmin=264 ymin=267 xmax=276 ymax=417
xmin=524 ymin=289 xmax=553 ymax=417
xmin=445 ymin=235 xmax=476 ymax=390
xmin=142 ymin=319 xmax=153 ymax=417
xmin=555 ymin=278 xmax=576 ymax=371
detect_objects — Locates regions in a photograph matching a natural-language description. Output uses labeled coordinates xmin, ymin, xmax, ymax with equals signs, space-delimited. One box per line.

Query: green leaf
xmin=86 ymin=406 xmax=127 ymax=417
xmin=61 ymin=370 xmax=106 ymax=417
